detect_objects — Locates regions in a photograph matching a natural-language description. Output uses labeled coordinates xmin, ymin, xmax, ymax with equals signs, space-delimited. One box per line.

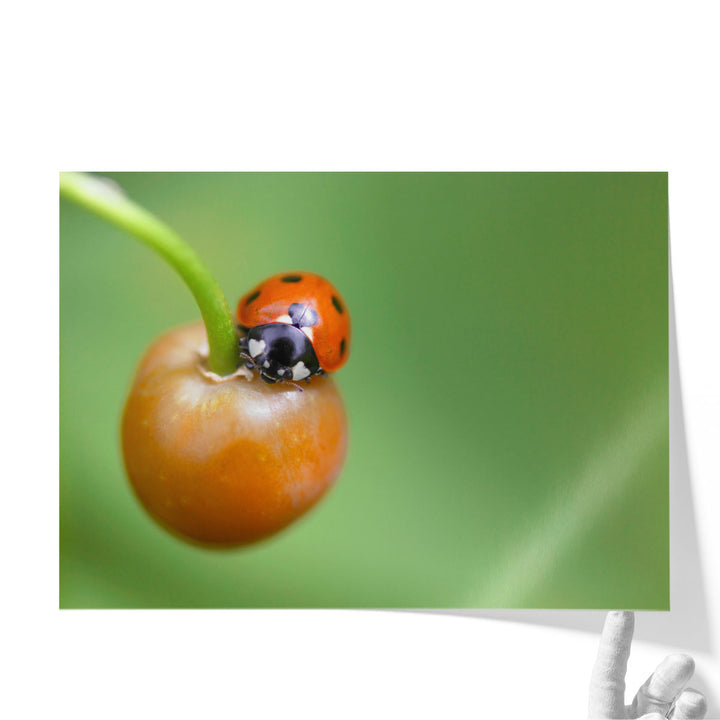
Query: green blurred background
xmin=60 ymin=173 xmax=668 ymax=608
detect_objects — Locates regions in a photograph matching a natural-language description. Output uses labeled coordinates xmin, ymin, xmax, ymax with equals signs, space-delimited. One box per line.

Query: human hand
xmin=588 ymin=611 xmax=707 ymax=719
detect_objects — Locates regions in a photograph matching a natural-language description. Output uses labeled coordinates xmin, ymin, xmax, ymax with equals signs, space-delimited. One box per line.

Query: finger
xmin=671 ymin=688 xmax=707 ymax=719
xmin=632 ymin=654 xmax=695 ymax=716
xmin=589 ymin=611 xmax=635 ymax=718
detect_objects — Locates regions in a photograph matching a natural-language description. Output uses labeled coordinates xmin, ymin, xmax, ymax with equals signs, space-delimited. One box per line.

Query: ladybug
xmin=237 ymin=271 xmax=351 ymax=387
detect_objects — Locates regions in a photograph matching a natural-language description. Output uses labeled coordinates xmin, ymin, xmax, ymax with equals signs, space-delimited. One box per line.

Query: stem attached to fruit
xmin=59 ymin=172 xmax=239 ymax=375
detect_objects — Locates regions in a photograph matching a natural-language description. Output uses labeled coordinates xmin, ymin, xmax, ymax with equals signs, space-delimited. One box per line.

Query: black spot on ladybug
xmin=289 ymin=302 xmax=319 ymax=327
xmin=331 ymin=295 xmax=344 ymax=314
xmin=281 ymin=275 xmax=303 ymax=283
xmin=245 ymin=290 xmax=261 ymax=305
xmin=340 ymin=338 xmax=346 ymax=357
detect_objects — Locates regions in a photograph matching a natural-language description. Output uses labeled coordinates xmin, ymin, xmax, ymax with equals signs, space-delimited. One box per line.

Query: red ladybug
xmin=237 ymin=271 xmax=351 ymax=386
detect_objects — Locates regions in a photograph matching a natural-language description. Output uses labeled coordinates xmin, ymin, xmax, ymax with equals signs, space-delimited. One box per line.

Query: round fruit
xmin=121 ymin=322 xmax=348 ymax=546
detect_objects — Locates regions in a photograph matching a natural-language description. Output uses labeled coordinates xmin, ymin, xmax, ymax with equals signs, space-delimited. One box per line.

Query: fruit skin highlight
xmin=121 ymin=322 xmax=348 ymax=546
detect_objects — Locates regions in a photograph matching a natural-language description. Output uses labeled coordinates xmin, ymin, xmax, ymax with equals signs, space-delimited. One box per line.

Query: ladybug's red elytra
xmin=237 ymin=272 xmax=351 ymax=386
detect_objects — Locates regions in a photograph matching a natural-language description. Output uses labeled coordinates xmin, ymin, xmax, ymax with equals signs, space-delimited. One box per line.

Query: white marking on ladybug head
xmin=248 ymin=338 xmax=266 ymax=358
xmin=301 ymin=326 xmax=314 ymax=342
xmin=275 ymin=314 xmax=292 ymax=324
xmin=292 ymin=361 xmax=311 ymax=381
xmin=263 ymin=360 xmax=270 ymax=368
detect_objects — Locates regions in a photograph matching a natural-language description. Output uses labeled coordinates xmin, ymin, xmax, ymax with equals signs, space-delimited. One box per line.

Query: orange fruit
xmin=121 ymin=322 xmax=347 ymax=546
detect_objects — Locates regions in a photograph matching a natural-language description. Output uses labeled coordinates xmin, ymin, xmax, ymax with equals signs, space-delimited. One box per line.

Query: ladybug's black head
xmin=241 ymin=323 xmax=320 ymax=384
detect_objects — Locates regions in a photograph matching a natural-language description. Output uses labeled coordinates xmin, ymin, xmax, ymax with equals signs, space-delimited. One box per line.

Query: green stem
xmin=60 ymin=172 xmax=239 ymax=375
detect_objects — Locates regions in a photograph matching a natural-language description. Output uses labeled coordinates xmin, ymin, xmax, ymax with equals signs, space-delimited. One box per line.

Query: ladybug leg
xmin=238 ymin=338 xmax=258 ymax=371
xmin=238 ymin=350 xmax=256 ymax=370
